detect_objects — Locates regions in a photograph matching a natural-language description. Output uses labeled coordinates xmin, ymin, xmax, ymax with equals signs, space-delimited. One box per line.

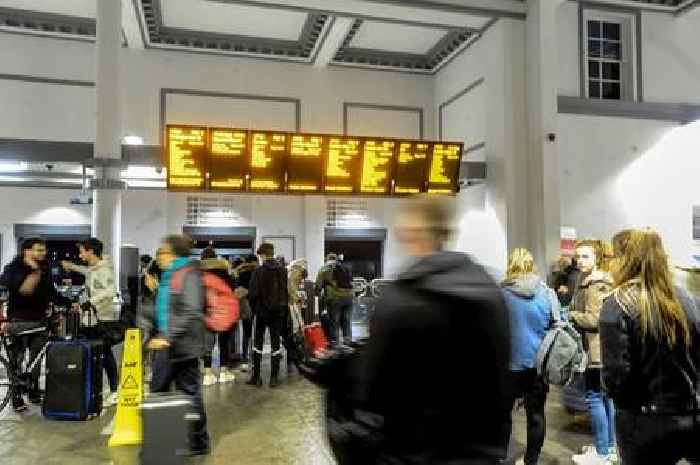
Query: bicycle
xmin=0 ymin=309 xmax=69 ymax=413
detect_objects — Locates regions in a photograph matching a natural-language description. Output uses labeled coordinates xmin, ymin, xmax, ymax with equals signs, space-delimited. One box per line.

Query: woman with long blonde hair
xmin=500 ymin=248 xmax=559 ymax=465
xmin=600 ymin=229 xmax=700 ymax=465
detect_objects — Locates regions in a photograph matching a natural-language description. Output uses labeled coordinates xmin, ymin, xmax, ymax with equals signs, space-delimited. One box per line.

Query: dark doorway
xmin=183 ymin=226 xmax=257 ymax=263
xmin=191 ymin=238 xmax=254 ymax=262
xmin=325 ymin=240 xmax=383 ymax=281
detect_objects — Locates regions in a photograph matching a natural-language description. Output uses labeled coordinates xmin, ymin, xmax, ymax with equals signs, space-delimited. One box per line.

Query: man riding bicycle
xmin=0 ymin=238 xmax=71 ymax=412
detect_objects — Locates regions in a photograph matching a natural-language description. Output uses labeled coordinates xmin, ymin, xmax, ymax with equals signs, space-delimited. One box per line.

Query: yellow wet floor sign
xmin=109 ymin=328 xmax=144 ymax=447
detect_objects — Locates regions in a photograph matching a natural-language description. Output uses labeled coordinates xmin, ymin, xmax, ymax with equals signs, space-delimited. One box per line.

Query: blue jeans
xmin=585 ymin=368 xmax=616 ymax=456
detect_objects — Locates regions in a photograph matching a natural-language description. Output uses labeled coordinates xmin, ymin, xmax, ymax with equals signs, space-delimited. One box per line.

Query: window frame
xmin=580 ymin=7 xmax=640 ymax=102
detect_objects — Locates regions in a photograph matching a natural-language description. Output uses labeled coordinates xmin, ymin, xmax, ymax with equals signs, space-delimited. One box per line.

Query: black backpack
xmin=259 ymin=266 xmax=288 ymax=311
xmin=332 ymin=264 xmax=353 ymax=290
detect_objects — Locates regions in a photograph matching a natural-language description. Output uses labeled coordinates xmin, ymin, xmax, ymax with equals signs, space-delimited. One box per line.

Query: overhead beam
xmin=675 ymin=0 xmax=700 ymax=15
xmin=313 ymin=17 xmax=354 ymax=68
xmin=123 ymin=0 xmax=145 ymax=48
xmin=568 ymin=0 xmax=675 ymax=13
xmin=209 ymin=0 xmax=521 ymax=29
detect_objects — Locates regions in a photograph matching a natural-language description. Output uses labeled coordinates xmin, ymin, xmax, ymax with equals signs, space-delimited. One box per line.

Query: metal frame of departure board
xmin=165 ymin=124 xmax=463 ymax=197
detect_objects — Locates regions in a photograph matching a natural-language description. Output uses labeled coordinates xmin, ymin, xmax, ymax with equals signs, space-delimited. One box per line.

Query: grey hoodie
xmin=72 ymin=256 xmax=118 ymax=322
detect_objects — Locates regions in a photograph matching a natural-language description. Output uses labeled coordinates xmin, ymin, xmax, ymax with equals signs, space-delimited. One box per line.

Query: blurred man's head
xmin=200 ymin=246 xmax=217 ymax=260
xmin=326 ymin=253 xmax=338 ymax=265
xmin=575 ymin=240 xmax=602 ymax=274
xmin=158 ymin=235 xmax=191 ymax=270
xmin=21 ymin=237 xmax=47 ymax=263
xmin=395 ymin=196 xmax=455 ymax=257
xmin=78 ymin=238 xmax=103 ymax=265
xmin=257 ymin=243 xmax=274 ymax=260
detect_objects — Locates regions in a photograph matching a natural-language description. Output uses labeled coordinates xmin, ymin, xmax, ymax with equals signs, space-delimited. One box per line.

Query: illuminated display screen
xmin=325 ymin=137 xmax=361 ymax=193
xmin=165 ymin=125 xmax=462 ymax=196
xmin=288 ymin=134 xmax=324 ymax=193
xmin=167 ymin=126 xmax=207 ymax=189
xmin=394 ymin=141 xmax=431 ymax=194
xmin=360 ymin=139 xmax=395 ymax=194
xmin=249 ymin=131 xmax=286 ymax=192
xmin=208 ymin=128 xmax=247 ymax=191
xmin=428 ymin=144 xmax=462 ymax=194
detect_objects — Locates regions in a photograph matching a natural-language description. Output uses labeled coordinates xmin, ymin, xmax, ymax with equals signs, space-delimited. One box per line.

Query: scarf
xmin=155 ymin=257 xmax=192 ymax=334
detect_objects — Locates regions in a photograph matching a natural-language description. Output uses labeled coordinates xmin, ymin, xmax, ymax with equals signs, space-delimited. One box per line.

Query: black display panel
xmin=249 ymin=131 xmax=287 ymax=193
xmin=167 ymin=126 xmax=207 ymax=190
xmin=428 ymin=143 xmax=462 ymax=194
xmin=208 ymin=128 xmax=248 ymax=191
xmin=288 ymin=134 xmax=324 ymax=193
xmin=324 ymin=136 xmax=362 ymax=193
xmin=360 ymin=139 xmax=395 ymax=195
xmin=394 ymin=141 xmax=431 ymax=194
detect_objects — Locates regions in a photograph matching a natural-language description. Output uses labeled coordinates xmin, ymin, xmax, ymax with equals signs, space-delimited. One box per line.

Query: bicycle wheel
xmin=0 ymin=355 xmax=13 ymax=413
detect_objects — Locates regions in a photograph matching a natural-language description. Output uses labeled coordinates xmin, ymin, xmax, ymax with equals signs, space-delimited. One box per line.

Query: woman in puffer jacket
xmin=569 ymin=240 xmax=616 ymax=465
xmin=600 ymin=229 xmax=700 ymax=465
xmin=500 ymin=248 xmax=558 ymax=465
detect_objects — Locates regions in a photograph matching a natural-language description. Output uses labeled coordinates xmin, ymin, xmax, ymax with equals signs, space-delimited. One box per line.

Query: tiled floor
xmin=0 ymin=360 xmax=597 ymax=465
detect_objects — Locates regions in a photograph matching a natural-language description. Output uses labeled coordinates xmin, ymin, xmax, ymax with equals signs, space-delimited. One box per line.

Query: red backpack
xmin=172 ymin=268 xmax=239 ymax=332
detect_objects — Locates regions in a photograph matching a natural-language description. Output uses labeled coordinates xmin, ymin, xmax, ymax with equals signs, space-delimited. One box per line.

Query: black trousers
xmin=150 ymin=350 xmax=209 ymax=451
xmin=253 ymin=314 xmax=282 ymax=359
xmin=241 ymin=318 xmax=253 ymax=361
xmin=203 ymin=328 xmax=233 ymax=369
xmin=501 ymin=369 xmax=548 ymax=465
xmin=617 ymin=410 xmax=700 ymax=465
xmin=8 ymin=329 xmax=47 ymax=397
xmin=85 ymin=323 xmax=120 ymax=393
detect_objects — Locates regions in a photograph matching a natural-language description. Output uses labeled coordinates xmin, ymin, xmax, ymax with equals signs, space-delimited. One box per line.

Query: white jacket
xmin=73 ymin=256 xmax=118 ymax=322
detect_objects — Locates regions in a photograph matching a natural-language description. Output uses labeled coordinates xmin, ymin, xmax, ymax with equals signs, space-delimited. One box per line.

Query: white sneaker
xmin=103 ymin=392 xmax=119 ymax=408
xmin=219 ymin=369 xmax=236 ymax=383
xmin=572 ymin=449 xmax=613 ymax=465
xmin=239 ymin=363 xmax=250 ymax=373
xmin=203 ymin=373 xmax=218 ymax=386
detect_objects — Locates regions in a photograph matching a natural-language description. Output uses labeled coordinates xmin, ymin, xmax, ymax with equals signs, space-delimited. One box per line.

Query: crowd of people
xmin=0 ymin=196 xmax=698 ymax=464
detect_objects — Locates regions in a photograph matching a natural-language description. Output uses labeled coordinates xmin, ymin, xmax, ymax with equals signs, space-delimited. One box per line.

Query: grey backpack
xmin=535 ymin=291 xmax=587 ymax=386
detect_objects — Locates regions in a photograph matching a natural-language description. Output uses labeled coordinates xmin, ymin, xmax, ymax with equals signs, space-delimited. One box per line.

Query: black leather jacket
xmin=600 ymin=287 xmax=700 ymax=413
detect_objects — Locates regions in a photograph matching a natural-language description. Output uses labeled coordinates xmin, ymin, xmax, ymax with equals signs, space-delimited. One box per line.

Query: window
xmin=582 ymin=10 xmax=638 ymax=101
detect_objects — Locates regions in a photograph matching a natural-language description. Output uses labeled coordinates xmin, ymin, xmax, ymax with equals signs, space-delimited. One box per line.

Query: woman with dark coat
xmin=600 ymin=229 xmax=700 ymax=465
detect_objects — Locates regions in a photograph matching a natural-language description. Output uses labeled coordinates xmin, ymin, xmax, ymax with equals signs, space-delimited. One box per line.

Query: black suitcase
xmin=43 ymin=339 xmax=104 ymax=420
xmin=141 ymin=393 xmax=193 ymax=465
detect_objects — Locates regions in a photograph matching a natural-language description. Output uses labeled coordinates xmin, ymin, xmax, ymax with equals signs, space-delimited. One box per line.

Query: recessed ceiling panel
xmin=0 ymin=0 xmax=95 ymax=18
xmin=349 ymin=21 xmax=447 ymax=55
xmin=161 ymin=0 xmax=308 ymax=41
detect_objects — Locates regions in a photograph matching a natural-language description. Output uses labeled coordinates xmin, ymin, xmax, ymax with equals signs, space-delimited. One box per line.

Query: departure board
xmin=167 ymin=126 xmax=207 ymax=189
xmin=208 ymin=128 xmax=247 ymax=191
xmin=394 ymin=141 xmax=431 ymax=194
xmin=288 ymin=134 xmax=324 ymax=193
xmin=249 ymin=131 xmax=286 ymax=192
xmin=360 ymin=139 xmax=395 ymax=194
xmin=428 ymin=144 xmax=462 ymax=194
xmin=325 ymin=137 xmax=361 ymax=193
xmin=165 ymin=125 xmax=463 ymax=196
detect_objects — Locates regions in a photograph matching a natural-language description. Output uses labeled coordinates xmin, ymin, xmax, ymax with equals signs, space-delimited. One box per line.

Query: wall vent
xmin=186 ymin=195 xmax=242 ymax=226
xmin=326 ymin=199 xmax=371 ymax=228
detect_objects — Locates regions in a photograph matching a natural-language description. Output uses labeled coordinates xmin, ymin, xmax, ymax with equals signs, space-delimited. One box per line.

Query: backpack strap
xmin=170 ymin=266 xmax=194 ymax=293
xmin=548 ymin=287 xmax=562 ymax=327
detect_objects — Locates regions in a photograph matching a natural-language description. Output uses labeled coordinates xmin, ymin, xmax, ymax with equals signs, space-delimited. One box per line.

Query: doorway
xmin=183 ymin=226 xmax=256 ymax=262
xmin=324 ymin=228 xmax=387 ymax=281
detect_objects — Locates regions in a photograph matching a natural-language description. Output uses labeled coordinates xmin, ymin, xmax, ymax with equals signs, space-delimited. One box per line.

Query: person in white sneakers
xmin=62 ymin=238 xmax=120 ymax=407
xmin=199 ymin=247 xmax=237 ymax=385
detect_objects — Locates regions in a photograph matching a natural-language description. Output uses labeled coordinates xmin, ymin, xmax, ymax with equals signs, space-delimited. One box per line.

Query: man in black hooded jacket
xmin=307 ymin=197 xmax=511 ymax=465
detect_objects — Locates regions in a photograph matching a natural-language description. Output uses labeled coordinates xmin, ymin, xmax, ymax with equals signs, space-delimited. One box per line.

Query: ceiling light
xmin=122 ymin=135 xmax=144 ymax=145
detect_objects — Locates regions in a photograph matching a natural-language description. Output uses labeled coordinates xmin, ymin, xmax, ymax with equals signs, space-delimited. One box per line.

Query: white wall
xmin=434 ymin=19 xmax=527 ymax=273
xmin=558 ymin=114 xmax=700 ymax=268
xmin=557 ymin=3 xmax=700 ymax=104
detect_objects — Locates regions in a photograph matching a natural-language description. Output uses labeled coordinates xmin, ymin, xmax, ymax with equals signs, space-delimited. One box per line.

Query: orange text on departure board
xmin=251 ymin=133 xmax=286 ymax=169
xmin=168 ymin=127 xmax=205 ymax=187
xmin=429 ymin=144 xmax=461 ymax=185
xmin=327 ymin=138 xmax=360 ymax=178
xmin=290 ymin=135 xmax=323 ymax=157
xmin=361 ymin=140 xmax=394 ymax=193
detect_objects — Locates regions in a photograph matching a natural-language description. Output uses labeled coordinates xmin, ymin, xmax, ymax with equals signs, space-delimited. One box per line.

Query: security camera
xmin=45 ymin=164 xmax=54 ymax=171
xmin=547 ymin=133 xmax=556 ymax=142
xmin=155 ymin=166 xmax=163 ymax=174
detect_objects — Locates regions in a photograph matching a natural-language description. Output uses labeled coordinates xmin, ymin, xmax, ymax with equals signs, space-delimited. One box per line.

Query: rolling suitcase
xmin=43 ymin=339 xmax=104 ymax=420
xmin=304 ymin=322 xmax=329 ymax=358
xmin=141 ymin=393 xmax=193 ymax=465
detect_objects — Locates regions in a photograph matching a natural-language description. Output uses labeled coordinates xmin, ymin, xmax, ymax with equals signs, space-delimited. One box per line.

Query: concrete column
xmin=526 ymin=0 xmax=564 ymax=274
xmin=92 ymin=0 xmax=124 ymax=273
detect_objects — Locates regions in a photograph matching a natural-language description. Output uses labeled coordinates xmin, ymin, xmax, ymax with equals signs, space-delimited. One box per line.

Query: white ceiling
xmin=161 ymin=0 xmax=308 ymax=41
xmin=0 ymin=0 xmax=95 ymax=18
xmin=349 ymin=21 xmax=447 ymax=55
